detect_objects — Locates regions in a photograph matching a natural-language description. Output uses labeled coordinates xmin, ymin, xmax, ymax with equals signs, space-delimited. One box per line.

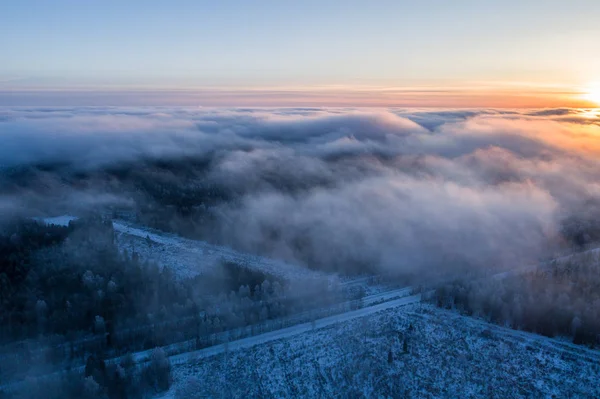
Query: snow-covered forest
xmin=431 ymin=250 xmax=600 ymax=346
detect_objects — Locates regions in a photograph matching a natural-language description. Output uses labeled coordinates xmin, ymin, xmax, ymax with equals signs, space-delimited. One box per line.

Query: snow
xmin=36 ymin=215 xmax=79 ymax=227
xmin=98 ymin=286 xmax=417 ymax=367
xmin=112 ymin=219 xmax=334 ymax=283
xmin=168 ymin=291 xmax=420 ymax=366
xmin=35 ymin=215 xmax=329 ymax=284
xmin=166 ymin=303 xmax=600 ymax=398
xmin=0 ymin=286 xmax=417 ymax=394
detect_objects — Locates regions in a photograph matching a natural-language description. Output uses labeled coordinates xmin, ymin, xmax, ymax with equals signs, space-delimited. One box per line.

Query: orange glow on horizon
xmin=1 ymin=82 xmax=599 ymax=108
xmin=582 ymin=83 xmax=600 ymax=106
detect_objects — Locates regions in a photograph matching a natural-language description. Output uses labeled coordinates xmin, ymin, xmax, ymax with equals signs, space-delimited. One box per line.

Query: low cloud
xmin=1 ymin=106 xmax=600 ymax=276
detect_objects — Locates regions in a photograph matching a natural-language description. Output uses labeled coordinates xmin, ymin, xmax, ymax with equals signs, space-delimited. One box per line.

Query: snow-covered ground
xmin=36 ymin=215 xmax=335 ymax=284
xmin=129 ymin=289 xmax=420 ymax=366
xmin=112 ymin=219 xmax=333 ymax=284
xmin=0 ymin=285 xmax=417 ymax=393
xmin=164 ymin=303 xmax=600 ymax=398
xmin=34 ymin=215 xmax=78 ymax=227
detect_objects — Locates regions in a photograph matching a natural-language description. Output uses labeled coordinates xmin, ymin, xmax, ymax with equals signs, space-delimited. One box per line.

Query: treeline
xmin=0 ymin=216 xmax=342 ymax=393
xmin=430 ymin=252 xmax=600 ymax=346
xmin=0 ymin=217 xmax=302 ymax=344
xmin=8 ymin=348 xmax=172 ymax=399
xmin=0 ymin=219 xmax=72 ymax=317
xmin=0 ymin=217 xmax=191 ymax=343
xmin=561 ymin=211 xmax=600 ymax=248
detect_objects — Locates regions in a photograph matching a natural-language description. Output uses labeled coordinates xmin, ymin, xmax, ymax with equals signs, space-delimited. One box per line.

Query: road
xmin=169 ymin=293 xmax=422 ymax=365
xmin=0 ymin=286 xmax=417 ymax=393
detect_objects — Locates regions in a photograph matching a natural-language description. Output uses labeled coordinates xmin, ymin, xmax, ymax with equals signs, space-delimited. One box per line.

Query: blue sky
xmin=1 ymin=0 xmax=600 ymax=106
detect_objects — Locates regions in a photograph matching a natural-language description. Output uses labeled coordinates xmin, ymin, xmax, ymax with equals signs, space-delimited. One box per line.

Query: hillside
xmin=165 ymin=303 xmax=600 ymax=398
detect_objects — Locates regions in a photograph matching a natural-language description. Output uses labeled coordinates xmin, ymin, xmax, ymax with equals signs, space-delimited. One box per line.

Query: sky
xmin=1 ymin=0 xmax=600 ymax=107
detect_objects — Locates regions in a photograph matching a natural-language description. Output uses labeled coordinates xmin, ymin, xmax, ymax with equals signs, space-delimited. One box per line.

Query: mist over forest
xmin=2 ymin=106 xmax=600 ymax=398
xmin=3 ymin=107 xmax=600 ymax=274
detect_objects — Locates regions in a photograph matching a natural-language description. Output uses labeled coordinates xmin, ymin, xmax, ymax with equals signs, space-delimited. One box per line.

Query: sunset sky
xmin=2 ymin=0 xmax=599 ymax=107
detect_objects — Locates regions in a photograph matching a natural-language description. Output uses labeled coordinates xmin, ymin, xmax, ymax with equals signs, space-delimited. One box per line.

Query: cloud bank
xmin=1 ymin=106 xmax=600 ymax=276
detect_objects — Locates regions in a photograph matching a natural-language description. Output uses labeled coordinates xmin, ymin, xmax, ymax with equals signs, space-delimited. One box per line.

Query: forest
xmin=430 ymin=251 xmax=600 ymax=346
xmin=0 ymin=216 xmax=341 ymax=398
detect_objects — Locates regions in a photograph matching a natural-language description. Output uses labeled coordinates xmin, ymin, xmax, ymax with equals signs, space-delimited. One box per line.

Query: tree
xmin=94 ymin=315 xmax=106 ymax=335
xmin=35 ymin=299 xmax=48 ymax=336
xmin=142 ymin=347 xmax=172 ymax=393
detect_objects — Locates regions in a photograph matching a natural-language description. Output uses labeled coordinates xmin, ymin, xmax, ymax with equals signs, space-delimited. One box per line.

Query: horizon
xmin=2 ymin=1 xmax=600 ymax=107
xmin=1 ymin=87 xmax=598 ymax=108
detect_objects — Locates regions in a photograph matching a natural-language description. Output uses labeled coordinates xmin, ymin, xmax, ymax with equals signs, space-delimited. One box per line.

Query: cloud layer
xmin=1 ymin=106 xmax=600 ymax=275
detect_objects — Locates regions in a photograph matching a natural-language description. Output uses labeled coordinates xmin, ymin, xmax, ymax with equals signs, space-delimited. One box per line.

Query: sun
xmin=582 ymin=83 xmax=600 ymax=106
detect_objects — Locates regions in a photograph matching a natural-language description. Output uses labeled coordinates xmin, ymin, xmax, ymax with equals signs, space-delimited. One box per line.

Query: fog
xmin=2 ymin=106 xmax=600 ymax=275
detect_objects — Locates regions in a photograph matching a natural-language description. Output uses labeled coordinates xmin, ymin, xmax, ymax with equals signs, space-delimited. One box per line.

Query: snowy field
xmin=112 ymin=220 xmax=334 ymax=284
xmin=39 ymin=216 xmax=333 ymax=283
xmin=164 ymin=303 xmax=600 ymax=399
xmin=35 ymin=215 xmax=78 ymax=227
